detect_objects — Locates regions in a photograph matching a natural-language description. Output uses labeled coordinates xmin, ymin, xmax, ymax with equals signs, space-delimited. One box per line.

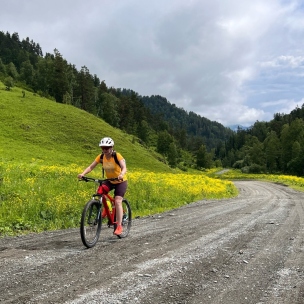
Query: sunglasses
xmin=101 ymin=146 xmax=111 ymax=150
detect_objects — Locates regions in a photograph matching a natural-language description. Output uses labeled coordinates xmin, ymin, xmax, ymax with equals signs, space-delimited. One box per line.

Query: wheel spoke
xmin=80 ymin=200 xmax=102 ymax=248
xmin=119 ymin=199 xmax=132 ymax=238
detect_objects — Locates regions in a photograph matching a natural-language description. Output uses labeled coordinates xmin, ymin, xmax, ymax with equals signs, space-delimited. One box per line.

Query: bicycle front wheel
xmin=80 ymin=200 xmax=102 ymax=248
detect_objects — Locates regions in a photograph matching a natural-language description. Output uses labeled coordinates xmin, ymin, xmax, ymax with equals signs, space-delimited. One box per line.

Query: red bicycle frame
xmin=96 ymin=185 xmax=117 ymax=225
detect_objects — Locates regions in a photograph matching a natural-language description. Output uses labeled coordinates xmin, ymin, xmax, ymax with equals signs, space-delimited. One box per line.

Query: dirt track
xmin=0 ymin=180 xmax=303 ymax=304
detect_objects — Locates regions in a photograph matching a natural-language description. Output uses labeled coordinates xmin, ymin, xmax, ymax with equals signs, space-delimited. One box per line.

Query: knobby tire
xmin=80 ymin=200 xmax=102 ymax=248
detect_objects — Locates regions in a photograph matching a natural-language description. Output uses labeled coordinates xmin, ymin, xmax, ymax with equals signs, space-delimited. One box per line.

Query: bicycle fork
xmin=88 ymin=196 xmax=102 ymax=225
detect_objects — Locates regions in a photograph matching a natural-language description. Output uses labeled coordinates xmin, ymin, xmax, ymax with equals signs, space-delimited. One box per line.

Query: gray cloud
xmin=1 ymin=0 xmax=304 ymax=126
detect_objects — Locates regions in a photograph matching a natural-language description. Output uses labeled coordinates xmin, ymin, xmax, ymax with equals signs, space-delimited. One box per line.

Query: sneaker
xmin=114 ymin=225 xmax=123 ymax=235
xmin=101 ymin=209 xmax=107 ymax=218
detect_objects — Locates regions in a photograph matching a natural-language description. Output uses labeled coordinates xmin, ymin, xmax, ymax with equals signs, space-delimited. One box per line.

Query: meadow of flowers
xmin=0 ymin=162 xmax=237 ymax=235
xmin=218 ymin=169 xmax=304 ymax=190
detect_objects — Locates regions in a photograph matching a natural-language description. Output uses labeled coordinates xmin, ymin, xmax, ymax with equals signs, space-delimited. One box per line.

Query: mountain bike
xmin=79 ymin=176 xmax=132 ymax=248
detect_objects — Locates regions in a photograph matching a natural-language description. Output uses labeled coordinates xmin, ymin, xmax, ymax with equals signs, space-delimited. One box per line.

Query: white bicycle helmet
xmin=99 ymin=137 xmax=114 ymax=147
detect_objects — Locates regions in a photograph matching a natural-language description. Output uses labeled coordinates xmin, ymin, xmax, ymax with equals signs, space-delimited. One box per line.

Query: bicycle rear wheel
xmin=80 ymin=200 xmax=102 ymax=248
xmin=116 ymin=199 xmax=132 ymax=239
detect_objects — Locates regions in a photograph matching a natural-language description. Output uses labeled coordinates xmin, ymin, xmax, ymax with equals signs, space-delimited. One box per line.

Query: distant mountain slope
xmin=140 ymin=95 xmax=234 ymax=150
xmin=227 ymin=125 xmax=249 ymax=132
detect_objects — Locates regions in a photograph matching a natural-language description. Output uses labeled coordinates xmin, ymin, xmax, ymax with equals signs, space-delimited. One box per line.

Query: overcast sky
xmin=1 ymin=0 xmax=304 ymax=127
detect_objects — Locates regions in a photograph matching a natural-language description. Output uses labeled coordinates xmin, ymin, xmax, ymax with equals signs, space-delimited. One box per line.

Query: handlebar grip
xmin=78 ymin=176 xmax=89 ymax=182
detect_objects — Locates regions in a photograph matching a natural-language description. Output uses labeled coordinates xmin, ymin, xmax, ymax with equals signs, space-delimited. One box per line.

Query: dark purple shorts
xmin=103 ymin=180 xmax=128 ymax=198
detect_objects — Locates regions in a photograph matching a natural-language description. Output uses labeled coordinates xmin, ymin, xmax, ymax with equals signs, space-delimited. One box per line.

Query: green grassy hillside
xmin=0 ymin=82 xmax=173 ymax=173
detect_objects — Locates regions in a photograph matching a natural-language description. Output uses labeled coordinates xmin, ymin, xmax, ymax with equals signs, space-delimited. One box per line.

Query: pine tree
xmin=52 ymin=49 xmax=69 ymax=102
xmin=168 ymin=142 xmax=178 ymax=167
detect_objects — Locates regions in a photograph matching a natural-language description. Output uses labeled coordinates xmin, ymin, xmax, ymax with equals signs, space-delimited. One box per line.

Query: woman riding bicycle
xmin=77 ymin=137 xmax=127 ymax=236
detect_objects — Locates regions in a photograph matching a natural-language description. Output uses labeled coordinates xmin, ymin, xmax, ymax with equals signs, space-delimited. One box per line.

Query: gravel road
xmin=0 ymin=180 xmax=303 ymax=304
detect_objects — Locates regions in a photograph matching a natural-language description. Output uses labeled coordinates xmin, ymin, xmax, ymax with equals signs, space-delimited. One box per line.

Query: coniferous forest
xmin=1 ymin=30 xmax=304 ymax=176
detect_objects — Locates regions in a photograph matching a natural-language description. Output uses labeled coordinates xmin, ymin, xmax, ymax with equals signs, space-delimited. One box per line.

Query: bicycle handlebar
xmin=79 ymin=176 xmax=119 ymax=183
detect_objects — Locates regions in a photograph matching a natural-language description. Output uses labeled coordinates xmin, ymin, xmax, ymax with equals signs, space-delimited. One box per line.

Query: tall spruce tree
xmin=52 ymin=49 xmax=69 ymax=102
